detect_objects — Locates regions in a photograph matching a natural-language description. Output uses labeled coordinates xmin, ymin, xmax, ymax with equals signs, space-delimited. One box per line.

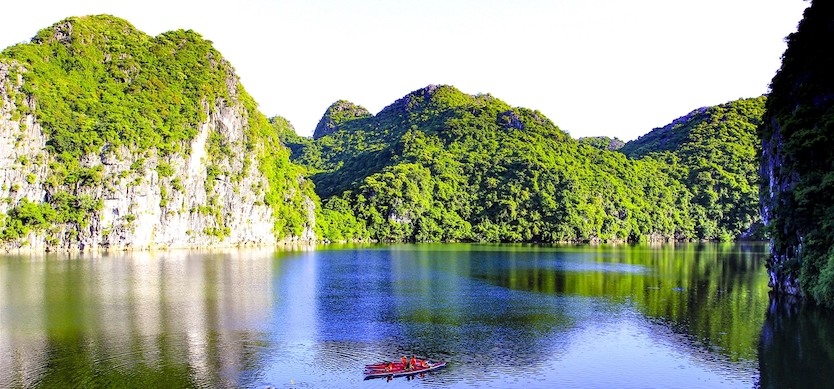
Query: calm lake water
xmin=1 ymin=243 xmax=833 ymax=388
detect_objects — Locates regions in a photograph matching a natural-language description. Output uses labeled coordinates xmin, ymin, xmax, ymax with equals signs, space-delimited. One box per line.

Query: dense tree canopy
xmin=622 ymin=97 xmax=766 ymax=241
xmin=0 ymin=16 xmax=772 ymax=250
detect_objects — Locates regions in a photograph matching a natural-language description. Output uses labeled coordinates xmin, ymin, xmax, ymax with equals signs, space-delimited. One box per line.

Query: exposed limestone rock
xmin=760 ymin=117 xmax=802 ymax=296
xmin=0 ymin=60 xmax=316 ymax=251
xmin=0 ymin=62 xmax=49 ymax=219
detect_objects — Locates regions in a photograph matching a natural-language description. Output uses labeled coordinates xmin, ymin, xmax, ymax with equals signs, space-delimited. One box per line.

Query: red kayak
xmin=364 ymin=361 xmax=447 ymax=378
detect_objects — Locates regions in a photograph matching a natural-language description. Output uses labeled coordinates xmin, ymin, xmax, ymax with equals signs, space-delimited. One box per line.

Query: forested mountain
xmin=0 ymin=15 xmax=317 ymax=250
xmin=620 ymin=97 xmax=766 ymax=240
xmin=284 ymin=85 xmax=764 ymax=243
xmin=759 ymin=0 xmax=834 ymax=307
xmin=0 ymin=15 xmax=772 ymax=250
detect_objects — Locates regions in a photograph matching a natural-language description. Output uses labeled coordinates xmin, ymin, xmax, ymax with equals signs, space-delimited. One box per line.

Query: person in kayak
xmin=410 ymin=356 xmax=417 ymax=370
xmin=401 ymin=356 xmax=408 ymax=369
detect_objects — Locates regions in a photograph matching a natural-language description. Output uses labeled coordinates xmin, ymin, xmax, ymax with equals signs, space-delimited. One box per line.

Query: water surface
xmin=1 ymin=243 xmax=832 ymax=388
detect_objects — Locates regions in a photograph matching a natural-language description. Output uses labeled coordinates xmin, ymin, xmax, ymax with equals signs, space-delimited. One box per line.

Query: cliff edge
xmin=759 ymin=1 xmax=834 ymax=305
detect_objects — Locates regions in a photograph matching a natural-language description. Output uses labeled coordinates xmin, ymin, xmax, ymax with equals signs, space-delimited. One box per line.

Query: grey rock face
xmin=759 ymin=116 xmax=802 ymax=296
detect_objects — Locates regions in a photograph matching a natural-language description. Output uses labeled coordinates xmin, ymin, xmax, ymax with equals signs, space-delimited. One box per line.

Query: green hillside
xmin=287 ymin=85 xmax=700 ymax=243
xmin=285 ymin=86 xmax=769 ymax=243
xmin=621 ymin=97 xmax=766 ymax=240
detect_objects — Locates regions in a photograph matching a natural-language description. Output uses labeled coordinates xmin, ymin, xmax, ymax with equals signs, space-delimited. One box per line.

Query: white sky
xmin=0 ymin=0 xmax=808 ymax=140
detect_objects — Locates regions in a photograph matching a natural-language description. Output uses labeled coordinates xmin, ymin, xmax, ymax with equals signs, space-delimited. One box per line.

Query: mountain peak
xmin=313 ymin=100 xmax=373 ymax=139
xmin=32 ymin=15 xmax=144 ymax=47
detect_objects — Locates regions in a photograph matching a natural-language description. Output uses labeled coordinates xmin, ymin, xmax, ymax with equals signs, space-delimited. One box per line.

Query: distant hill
xmin=312 ymin=100 xmax=373 ymax=139
xmin=620 ymin=98 xmax=764 ymax=159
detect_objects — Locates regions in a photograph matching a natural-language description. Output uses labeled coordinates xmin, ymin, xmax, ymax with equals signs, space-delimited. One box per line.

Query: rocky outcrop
xmin=578 ymin=136 xmax=626 ymax=151
xmin=0 ymin=62 xmax=50 ymax=218
xmin=1 ymin=67 xmax=314 ymax=250
xmin=93 ymin=105 xmax=278 ymax=250
xmin=760 ymin=118 xmax=802 ymax=295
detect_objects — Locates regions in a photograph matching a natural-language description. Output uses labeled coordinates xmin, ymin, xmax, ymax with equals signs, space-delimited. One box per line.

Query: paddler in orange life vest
xmin=401 ymin=356 xmax=408 ymax=369
xmin=410 ymin=356 xmax=418 ymax=370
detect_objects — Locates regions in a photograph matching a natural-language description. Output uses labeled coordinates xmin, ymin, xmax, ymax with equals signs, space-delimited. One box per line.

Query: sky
xmin=0 ymin=0 xmax=809 ymax=141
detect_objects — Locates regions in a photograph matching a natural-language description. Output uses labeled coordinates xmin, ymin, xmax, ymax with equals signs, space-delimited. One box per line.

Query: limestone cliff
xmin=0 ymin=16 xmax=317 ymax=251
xmin=759 ymin=1 xmax=834 ymax=305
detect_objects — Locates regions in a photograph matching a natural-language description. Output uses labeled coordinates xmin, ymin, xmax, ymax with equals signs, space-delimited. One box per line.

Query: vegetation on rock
xmin=0 ymin=15 xmax=778 ymax=251
xmin=759 ymin=0 xmax=834 ymax=307
xmin=578 ymin=136 xmax=625 ymax=151
xmin=312 ymin=100 xmax=373 ymax=139
xmin=0 ymin=15 xmax=316 ymax=247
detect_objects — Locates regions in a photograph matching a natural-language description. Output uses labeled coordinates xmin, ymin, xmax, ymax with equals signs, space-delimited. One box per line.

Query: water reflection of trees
xmin=463 ymin=243 xmax=771 ymax=363
xmin=309 ymin=243 xmax=771 ymax=382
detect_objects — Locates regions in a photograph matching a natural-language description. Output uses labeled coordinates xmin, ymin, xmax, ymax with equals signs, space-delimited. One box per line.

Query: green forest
xmin=282 ymin=86 xmax=766 ymax=244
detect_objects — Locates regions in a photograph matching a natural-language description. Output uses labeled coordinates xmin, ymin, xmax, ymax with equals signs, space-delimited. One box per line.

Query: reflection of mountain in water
xmin=4 ymin=243 xmax=826 ymax=388
xmin=0 ymin=249 xmax=281 ymax=388
xmin=758 ymin=294 xmax=834 ymax=389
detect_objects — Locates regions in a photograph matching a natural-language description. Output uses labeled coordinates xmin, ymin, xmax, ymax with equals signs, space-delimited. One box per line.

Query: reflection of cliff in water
xmin=758 ymin=293 xmax=834 ymax=389
xmin=0 ymin=249 xmax=285 ymax=388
